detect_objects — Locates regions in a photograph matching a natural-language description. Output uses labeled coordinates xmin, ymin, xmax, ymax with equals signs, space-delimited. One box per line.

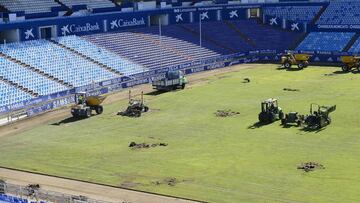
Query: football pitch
xmin=0 ymin=64 xmax=359 ymax=203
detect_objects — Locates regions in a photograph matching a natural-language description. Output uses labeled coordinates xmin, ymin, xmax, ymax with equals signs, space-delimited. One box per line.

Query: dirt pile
xmin=297 ymin=162 xmax=325 ymax=172
xmin=129 ymin=142 xmax=168 ymax=149
xmin=153 ymin=177 xmax=180 ymax=186
xmin=283 ymin=88 xmax=300 ymax=92
xmin=215 ymin=110 xmax=240 ymax=117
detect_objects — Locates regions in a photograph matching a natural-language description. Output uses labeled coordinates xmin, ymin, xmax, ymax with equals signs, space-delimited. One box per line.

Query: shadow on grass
xmin=299 ymin=127 xmax=325 ymax=133
xmin=51 ymin=116 xmax=87 ymax=126
xmin=145 ymin=90 xmax=168 ymax=96
xmin=247 ymin=122 xmax=267 ymax=129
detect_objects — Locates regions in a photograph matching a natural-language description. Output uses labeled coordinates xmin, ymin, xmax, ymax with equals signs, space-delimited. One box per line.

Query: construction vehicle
xmin=340 ymin=55 xmax=360 ymax=72
xmin=71 ymin=92 xmax=106 ymax=118
xmin=118 ymin=91 xmax=149 ymax=117
xmin=152 ymin=70 xmax=187 ymax=91
xmin=304 ymin=104 xmax=336 ymax=130
xmin=258 ymin=98 xmax=284 ymax=124
xmin=281 ymin=53 xmax=311 ymax=69
xmin=281 ymin=112 xmax=305 ymax=127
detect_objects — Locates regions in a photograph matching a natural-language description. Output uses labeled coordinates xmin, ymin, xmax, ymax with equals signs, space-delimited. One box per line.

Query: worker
xmin=78 ymin=94 xmax=84 ymax=104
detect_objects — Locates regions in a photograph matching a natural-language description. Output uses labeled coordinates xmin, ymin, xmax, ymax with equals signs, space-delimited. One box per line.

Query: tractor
xmin=304 ymin=104 xmax=336 ymax=130
xmin=71 ymin=92 xmax=106 ymax=118
xmin=281 ymin=53 xmax=311 ymax=69
xmin=258 ymin=98 xmax=284 ymax=124
xmin=152 ymin=70 xmax=187 ymax=91
xmin=281 ymin=112 xmax=305 ymax=127
xmin=118 ymin=91 xmax=149 ymax=117
xmin=340 ymin=55 xmax=360 ymax=72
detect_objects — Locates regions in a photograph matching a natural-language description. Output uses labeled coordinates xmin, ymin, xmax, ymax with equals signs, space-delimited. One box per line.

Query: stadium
xmin=0 ymin=0 xmax=360 ymax=202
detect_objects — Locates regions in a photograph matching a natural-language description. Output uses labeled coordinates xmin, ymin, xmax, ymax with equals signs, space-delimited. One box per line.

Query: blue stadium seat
xmin=296 ymin=32 xmax=354 ymax=51
xmin=263 ymin=6 xmax=322 ymax=22
xmin=317 ymin=1 xmax=360 ymax=25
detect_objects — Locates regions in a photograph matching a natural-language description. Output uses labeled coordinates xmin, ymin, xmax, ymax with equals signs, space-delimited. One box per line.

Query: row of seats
xmin=56 ymin=36 xmax=146 ymax=75
xmin=263 ymin=6 xmax=322 ymax=22
xmin=0 ymin=81 xmax=33 ymax=107
xmin=0 ymin=0 xmax=58 ymax=14
xmin=84 ymin=31 xmax=221 ymax=69
xmin=0 ymin=40 xmax=118 ymax=87
xmin=0 ymin=57 xmax=68 ymax=96
xmin=0 ymin=0 xmax=115 ymax=14
xmin=0 ymin=194 xmax=44 ymax=203
xmin=296 ymin=32 xmax=355 ymax=51
xmin=317 ymin=1 xmax=360 ymax=25
xmin=60 ymin=0 xmax=115 ymax=9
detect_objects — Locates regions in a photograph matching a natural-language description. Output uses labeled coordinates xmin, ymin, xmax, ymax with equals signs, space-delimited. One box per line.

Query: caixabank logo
xmin=109 ymin=17 xmax=146 ymax=30
xmin=60 ymin=22 xmax=101 ymax=36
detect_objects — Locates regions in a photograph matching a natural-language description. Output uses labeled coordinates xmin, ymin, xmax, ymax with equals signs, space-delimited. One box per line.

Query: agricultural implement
xmin=281 ymin=53 xmax=311 ymax=69
xmin=118 ymin=91 xmax=149 ymax=117
xmin=258 ymin=98 xmax=284 ymax=124
xmin=71 ymin=92 xmax=106 ymax=118
xmin=304 ymin=104 xmax=336 ymax=130
xmin=152 ymin=70 xmax=187 ymax=91
xmin=340 ymin=55 xmax=360 ymax=72
xmin=281 ymin=112 xmax=305 ymax=127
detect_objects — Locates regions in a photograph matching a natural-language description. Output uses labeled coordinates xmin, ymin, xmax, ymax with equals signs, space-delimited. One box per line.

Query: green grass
xmin=1 ymin=64 xmax=360 ymax=202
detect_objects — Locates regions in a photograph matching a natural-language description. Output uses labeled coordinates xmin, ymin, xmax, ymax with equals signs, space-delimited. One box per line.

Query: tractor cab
xmin=258 ymin=98 xmax=284 ymax=124
xmin=75 ymin=92 xmax=87 ymax=105
xmin=261 ymin=99 xmax=279 ymax=113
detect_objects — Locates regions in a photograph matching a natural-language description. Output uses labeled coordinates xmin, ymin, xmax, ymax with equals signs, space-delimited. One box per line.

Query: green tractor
xmin=71 ymin=92 xmax=106 ymax=118
xmin=304 ymin=104 xmax=336 ymax=130
xmin=258 ymin=98 xmax=284 ymax=124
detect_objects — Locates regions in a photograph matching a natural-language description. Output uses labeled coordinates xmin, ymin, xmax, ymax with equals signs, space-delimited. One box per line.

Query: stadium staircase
xmin=0 ymin=75 xmax=38 ymax=97
xmin=343 ymin=33 xmax=360 ymax=52
xmin=0 ymin=52 xmax=73 ymax=88
xmin=49 ymin=39 xmax=123 ymax=76
xmin=289 ymin=32 xmax=309 ymax=50
xmin=54 ymin=0 xmax=73 ymax=16
xmin=311 ymin=4 xmax=328 ymax=25
xmin=223 ymin=21 xmax=257 ymax=48
xmin=0 ymin=5 xmax=10 ymax=13
xmin=178 ymin=24 xmax=237 ymax=54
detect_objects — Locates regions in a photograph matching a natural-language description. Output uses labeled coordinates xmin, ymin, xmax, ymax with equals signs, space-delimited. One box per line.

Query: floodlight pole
xmin=199 ymin=13 xmax=202 ymax=47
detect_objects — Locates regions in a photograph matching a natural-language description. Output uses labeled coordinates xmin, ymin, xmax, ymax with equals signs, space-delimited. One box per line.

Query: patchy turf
xmin=1 ymin=64 xmax=360 ymax=203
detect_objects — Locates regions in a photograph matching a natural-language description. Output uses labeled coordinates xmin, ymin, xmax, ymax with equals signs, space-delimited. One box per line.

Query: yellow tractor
xmin=71 ymin=92 xmax=106 ymax=118
xmin=281 ymin=53 xmax=311 ymax=69
xmin=340 ymin=55 xmax=360 ymax=72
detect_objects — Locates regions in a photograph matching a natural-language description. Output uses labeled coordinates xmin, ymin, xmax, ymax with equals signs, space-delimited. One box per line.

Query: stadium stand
xmin=84 ymin=31 xmax=221 ymax=69
xmin=296 ymin=32 xmax=355 ymax=51
xmin=0 ymin=194 xmax=45 ymax=203
xmin=0 ymin=0 xmax=59 ymax=14
xmin=0 ymin=40 xmax=118 ymax=87
xmin=263 ymin=6 xmax=322 ymax=22
xmin=0 ymin=56 xmax=68 ymax=96
xmin=317 ymin=1 xmax=360 ymax=25
xmin=55 ymin=35 xmax=146 ymax=75
xmin=60 ymin=0 xmax=116 ymax=9
xmin=0 ymin=81 xmax=33 ymax=107
xmin=228 ymin=20 xmax=302 ymax=51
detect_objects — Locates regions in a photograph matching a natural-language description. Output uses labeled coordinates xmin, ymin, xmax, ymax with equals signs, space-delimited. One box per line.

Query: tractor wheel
xmin=258 ymin=112 xmax=269 ymax=123
xmin=85 ymin=108 xmax=91 ymax=118
xmin=304 ymin=61 xmax=309 ymax=68
xmin=71 ymin=112 xmax=77 ymax=118
xmin=181 ymin=83 xmax=186 ymax=89
xmin=95 ymin=106 xmax=103 ymax=114
xmin=284 ymin=62 xmax=291 ymax=69
xmin=269 ymin=113 xmax=276 ymax=123
xmin=297 ymin=62 xmax=304 ymax=69
xmin=134 ymin=111 xmax=141 ymax=117
xmin=143 ymin=106 xmax=149 ymax=112
xmin=342 ymin=65 xmax=350 ymax=72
